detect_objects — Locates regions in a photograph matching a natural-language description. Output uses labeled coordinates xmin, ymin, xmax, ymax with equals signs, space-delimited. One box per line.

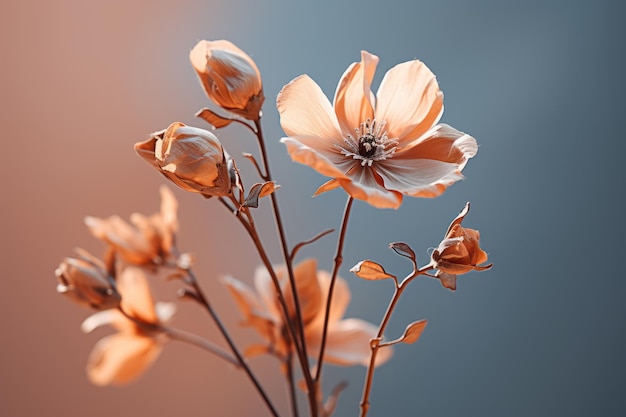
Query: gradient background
xmin=2 ymin=0 xmax=624 ymax=416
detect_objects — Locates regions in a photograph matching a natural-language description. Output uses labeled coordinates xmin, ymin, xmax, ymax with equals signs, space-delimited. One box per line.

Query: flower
xmin=190 ymin=39 xmax=264 ymax=120
xmin=277 ymin=51 xmax=478 ymax=209
xmin=222 ymin=258 xmax=392 ymax=367
xmin=55 ymin=249 xmax=120 ymax=310
xmin=431 ymin=202 xmax=492 ymax=290
xmin=80 ymin=265 xmax=176 ymax=386
xmin=135 ymin=122 xmax=232 ymax=197
xmin=85 ymin=186 xmax=178 ymax=265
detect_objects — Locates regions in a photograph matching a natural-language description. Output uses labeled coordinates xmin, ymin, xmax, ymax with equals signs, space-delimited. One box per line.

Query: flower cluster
xmin=55 ymin=39 xmax=492 ymax=417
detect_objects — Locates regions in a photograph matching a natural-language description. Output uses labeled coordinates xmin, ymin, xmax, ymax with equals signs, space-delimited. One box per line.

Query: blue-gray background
xmin=2 ymin=0 xmax=624 ymax=416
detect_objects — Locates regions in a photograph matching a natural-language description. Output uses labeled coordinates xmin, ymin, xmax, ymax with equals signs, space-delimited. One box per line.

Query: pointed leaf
xmin=350 ymin=260 xmax=396 ymax=281
xmin=400 ymin=320 xmax=428 ymax=344
xmin=195 ymin=108 xmax=234 ymax=129
xmin=389 ymin=242 xmax=416 ymax=263
xmin=243 ymin=181 xmax=280 ymax=208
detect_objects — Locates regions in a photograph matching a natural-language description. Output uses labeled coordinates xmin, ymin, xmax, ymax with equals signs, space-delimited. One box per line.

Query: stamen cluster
xmin=337 ymin=119 xmax=399 ymax=167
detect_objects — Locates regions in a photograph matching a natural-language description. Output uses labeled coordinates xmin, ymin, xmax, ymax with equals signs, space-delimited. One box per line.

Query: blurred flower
xmin=431 ymin=202 xmax=492 ymax=290
xmin=85 ymin=186 xmax=178 ymax=265
xmin=190 ymin=39 xmax=264 ymax=121
xmin=80 ymin=266 xmax=176 ymax=386
xmin=223 ymin=258 xmax=391 ymax=367
xmin=55 ymin=249 xmax=120 ymax=310
xmin=135 ymin=122 xmax=232 ymax=197
xmin=277 ymin=51 xmax=478 ymax=209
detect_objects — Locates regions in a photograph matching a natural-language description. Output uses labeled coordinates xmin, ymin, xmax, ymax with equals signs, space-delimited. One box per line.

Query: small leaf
xmin=243 ymin=181 xmax=280 ymax=208
xmin=389 ymin=242 xmax=416 ymax=262
xmin=400 ymin=320 xmax=428 ymax=344
xmin=195 ymin=108 xmax=233 ymax=129
xmin=350 ymin=260 xmax=396 ymax=281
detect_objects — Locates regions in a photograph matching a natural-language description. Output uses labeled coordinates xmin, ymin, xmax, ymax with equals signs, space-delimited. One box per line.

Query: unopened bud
xmin=55 ymin=256 xmax=120 ymax=310
xmin=190 ymin=40 xmax=264 ymax=120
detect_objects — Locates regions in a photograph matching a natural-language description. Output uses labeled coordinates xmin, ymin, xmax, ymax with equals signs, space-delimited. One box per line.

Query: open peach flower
xmin=80 ymin=265 xmax=176 ymax=386
xmin=222 ymin=258 xmax=392 ymax=367
xmin=85 ymin=186 xmax=178 ymax=265
xmin=431 ymin=202 xmax=492 ymax=290
xmin=277 ymin=51 xmax=478 ymax=209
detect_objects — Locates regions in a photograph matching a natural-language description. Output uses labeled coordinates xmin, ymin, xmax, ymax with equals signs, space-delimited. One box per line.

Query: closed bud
xmin=135 ymin=122 xmax=232 ymax=197
xmin=55 ymin=255 xmax=120 ymax=310
xmin=190 ymin=40 xmax=264 ymax=120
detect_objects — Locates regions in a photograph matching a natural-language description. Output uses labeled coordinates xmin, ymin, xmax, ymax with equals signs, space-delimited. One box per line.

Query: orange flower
xmin=190 ymin=40 xmax=264 ymax=121
xmin=222 ymin=259 xmax=392 ymax=367
xmin=135 ymin=122 xmax=232 ymax=197
xmin=85 ymin=186 xmax=178 ymax=265
xmin=55 ymin=249 xmax=120 ymax=310
xmin=431 ymin=202 xmax=492 ymax=290
xmin=277 ymin=51 xmax=478 ymax=209
xmin=80 ymin=265 xmax=176 ymax=386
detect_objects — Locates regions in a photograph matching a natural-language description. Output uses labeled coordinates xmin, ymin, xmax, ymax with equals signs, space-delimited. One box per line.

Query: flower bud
xmin=55 ymin=255 xmax=120 ymax=310
xmin=190 ymin=39 xmax=264 ymax=120
xmin=135 ymin=122 xmax=232 ymax=197
xmin=431 ymin=203 xmax=492 ymax=290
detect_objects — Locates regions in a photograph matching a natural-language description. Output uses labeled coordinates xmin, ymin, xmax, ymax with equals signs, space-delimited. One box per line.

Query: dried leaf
xmin=389 ymin=242 xmax=416 ymax=262
xmin=195 ymin=107 xmax=234 ymax=129
xmin=399 ymin=320 xmax=427 ymax=344
xmin=350 ymin=260 xmax=396 ymax=281
xmin=243 ymin=181 xmax=280 ymax=208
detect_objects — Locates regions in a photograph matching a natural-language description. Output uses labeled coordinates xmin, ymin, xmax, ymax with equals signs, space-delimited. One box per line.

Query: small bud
xmin=431 ymin=203 xmax=492 ymax=289
xmin=190 ymin=40 xmax=264 ymax=121
xmin=55 ymin=255 xmax=120 ymax=310
xmin=135 ymin=122 xmax=232 ymax=197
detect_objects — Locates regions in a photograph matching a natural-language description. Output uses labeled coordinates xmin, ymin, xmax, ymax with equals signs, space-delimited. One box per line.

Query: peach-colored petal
xmin=333 ymin=51 xmax=378 ymax=133
xmin=280 ymin=136 xmax=351 ymax=180
xmin=314 ymin=178 xmax=341 ymax=196
xmin=308 ymin=318 xmax=392 ymax=367
xmin=284 ymin=259 xmax=322 ymax=325
xmin=375 ymin=158 xmax=463 ymax=198
xmin=397 ymin=124 xmax=478 ymax=168
xmin=338 ymin=168 xmax=403 ymax=209
xmin=277 ymin=75 xmax=343 ymax=140
xmin=86 ymin=333 xmax=161 ymax=386
xmin=375 ymin=59 xmax=443 ymax=141
xmin=254 ymin=265 xmax=283 ymax=322
xmin=307 ymin=271 xmax=350 ymax=333
xmin=116 ymin=266 xmax=158 ymax=324
xmin=81 ymin=309 xmax=133 ymax=334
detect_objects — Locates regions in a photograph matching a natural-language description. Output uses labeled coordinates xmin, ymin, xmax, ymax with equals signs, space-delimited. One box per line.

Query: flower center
xmin=336 ymin=119 xmax=398 ymax=167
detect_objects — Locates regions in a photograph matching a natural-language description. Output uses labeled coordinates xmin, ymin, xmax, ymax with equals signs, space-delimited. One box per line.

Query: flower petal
xmin=308 ymin=271 xmax=350 ymax=331
xmin=375 ymin=158 xmax=463 ymax=198
xmin=333 ymin=51 xmax=378 ymax=133
xmin=277 ymin=75 xmax=342 ymax=140
xmin=283 ymin=259 xmax=322 ymax=325
xmin=376 ymin=59 xmax=443 ymax=141
xmin=280 ymin=136 xmax=351 ymax=180
xmin=116 ymin=266 xmax=158 ymax=324
xmin=397 ymin=124 xmax=478 ymax=168
xmin=338 ymin=167 xmax=403 ymax=209
xmin=86 ymin=333 xmax=161 ymax=386
xmin=308 ymin=318 xmax=392 ymax=367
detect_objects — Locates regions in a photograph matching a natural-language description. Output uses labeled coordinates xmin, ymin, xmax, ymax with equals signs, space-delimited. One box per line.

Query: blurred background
xmin=2 ymin=0 xmax=625 ymax=416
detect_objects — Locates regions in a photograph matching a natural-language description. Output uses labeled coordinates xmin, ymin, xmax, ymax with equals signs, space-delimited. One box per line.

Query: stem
xmin=186 ymin=268 xmax=280 ymax=417
xmin=285 ymin=353 xmax=300 ymax=417
xmin=359 ymin=264 xmax=431 ymax=417
xmin=161 ymin=326 xmax=239 ymax=366
xmin=314 ymin=196 xmax=353 ymax=383
xmin=254 ymin=119 xmax=317 ymax=416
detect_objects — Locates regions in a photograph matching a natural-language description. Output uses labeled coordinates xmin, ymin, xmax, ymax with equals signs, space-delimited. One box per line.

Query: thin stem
xmin=254 ymin=119 xmax=317 ymax=416
xmin=285 ymin=353 xmax=300 ymax=417
xmin=359 ymin=264 xmax=432 ymax=417
xmin=161 ymin=326 xmax=239 ymax=366
xmin=185 ymin=268 xmax=280 ymax=417
xmin=314 ymin=196 xmax=354 ymax=383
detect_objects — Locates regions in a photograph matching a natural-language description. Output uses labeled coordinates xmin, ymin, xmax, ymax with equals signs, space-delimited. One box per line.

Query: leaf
xmin=195 ymin=108 xmax=234 ymax=129
xmin=399 ymin=320 xmax=428 ymax=344
xmin=389 ymin=242 xmax=416 ymax=263
xmin=350 ymin=260 xmax=396 ymax=281
xmin=243 ymin=181 xmax=280 ymax=208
